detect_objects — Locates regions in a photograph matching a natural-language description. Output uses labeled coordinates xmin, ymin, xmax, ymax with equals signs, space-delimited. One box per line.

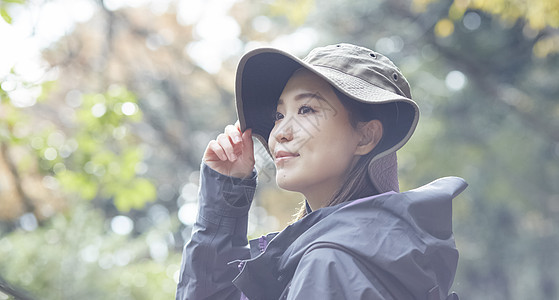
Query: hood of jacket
xmin=232 ymin=176 xmax=468 ymax=300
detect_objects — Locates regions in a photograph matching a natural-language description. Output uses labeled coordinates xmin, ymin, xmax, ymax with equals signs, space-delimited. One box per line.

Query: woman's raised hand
xmin=203 ymin=121 xmax=255 ymax=178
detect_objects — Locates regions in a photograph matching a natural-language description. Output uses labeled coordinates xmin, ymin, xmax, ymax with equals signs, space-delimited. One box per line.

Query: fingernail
xmin=233 ymin=136 xmax=242 ymax=143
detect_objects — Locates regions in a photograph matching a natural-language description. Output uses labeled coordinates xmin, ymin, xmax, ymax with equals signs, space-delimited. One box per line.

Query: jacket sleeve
xmin=286 ymin=247 xmax=395 ymax=300
xmin=175 ymin=163 xmax=256 ymax=300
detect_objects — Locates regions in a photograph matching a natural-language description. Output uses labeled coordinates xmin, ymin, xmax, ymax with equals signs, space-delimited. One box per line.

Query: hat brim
xmin=235 ymin=47 xmax=419 ymax=161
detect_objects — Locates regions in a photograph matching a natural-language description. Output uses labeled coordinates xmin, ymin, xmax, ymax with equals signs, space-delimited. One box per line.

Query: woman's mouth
xmin=274 ymin=151 xmax=300 ymax=163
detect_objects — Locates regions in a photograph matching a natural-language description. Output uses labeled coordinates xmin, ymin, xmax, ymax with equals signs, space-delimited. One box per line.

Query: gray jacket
xmin=176 ymin=163 xmax=467 ymax=300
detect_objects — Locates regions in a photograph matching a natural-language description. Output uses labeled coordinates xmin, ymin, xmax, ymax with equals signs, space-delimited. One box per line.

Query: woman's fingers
xmin=216 ymin=133 xmax=237 ymax=161
xmin=235 ymin=121 xmax=254 ymax=159
xmin=225 ymin=124 xmax=242 ymax=145
xmin=203 ymin=122 xmax=255 ymax=178
xmin=207 ymin=140 xmax=227 ymax=161
xmin=204 ymin=122 xmax=253 ymax=164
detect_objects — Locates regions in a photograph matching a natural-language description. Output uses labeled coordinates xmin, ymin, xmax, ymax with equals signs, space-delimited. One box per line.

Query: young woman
xmin=175 ymin=44 xmax=467 ymax=300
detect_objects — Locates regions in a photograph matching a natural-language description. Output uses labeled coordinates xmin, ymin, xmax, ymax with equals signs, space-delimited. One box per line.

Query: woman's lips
xmin=274 ymin=151 xmax=300 ymax=163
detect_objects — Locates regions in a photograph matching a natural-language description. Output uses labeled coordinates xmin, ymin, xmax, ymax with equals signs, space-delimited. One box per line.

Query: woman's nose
xmin=272 ymin=121 xmax=294 ymax=142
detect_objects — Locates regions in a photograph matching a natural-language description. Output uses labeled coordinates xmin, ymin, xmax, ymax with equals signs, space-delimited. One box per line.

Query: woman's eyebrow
xmin=295 ymin=92 xmax=327 ymax=102
xmin=278 ymin=92 xmax=327 ymax=105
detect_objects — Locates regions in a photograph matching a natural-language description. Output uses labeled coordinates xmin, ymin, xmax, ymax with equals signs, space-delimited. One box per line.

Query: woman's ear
xmin=354 ymin=119 xmax=383 ymax=156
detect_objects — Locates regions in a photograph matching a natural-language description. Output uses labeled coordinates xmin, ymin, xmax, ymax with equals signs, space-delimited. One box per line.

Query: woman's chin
xmin=275 ymin=175 xmax=302 ymax=193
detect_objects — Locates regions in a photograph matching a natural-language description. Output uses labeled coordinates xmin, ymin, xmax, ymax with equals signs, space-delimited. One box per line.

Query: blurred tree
xmin=0 ymin=201 xmax=180 ymax=299
xmin=1 ymin=0 xmax=302 ymax=297
xmin=1 ymin=73 xmax=156 ymax=217
xmin=416 ymin=0 xmax=559 ymax=47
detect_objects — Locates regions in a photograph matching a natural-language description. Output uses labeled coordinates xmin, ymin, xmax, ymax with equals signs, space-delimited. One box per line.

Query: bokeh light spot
xmin=463 ymin=12 xmax=481 ymax=30
xmin=445 ymin=70 xmax=467 ymax=91
xmin=80 ymin=245 xmax=99 ymax=263
xmin=111 ymin=215 xmax=134 ymax=235
xmin=252 ymin=16 xmax=272 ymax=33
xmin=20 ymin=213 xmax=38 ymax=231
xmin=91 ymin=103 xmax=107 ymax=118
xmin=121 ymin=102 xmax=138 ymax=116
xmin=178 ymin=203 xmax=198 ymax=226
xmin=43 ymin=147 xmax=58 ymax=161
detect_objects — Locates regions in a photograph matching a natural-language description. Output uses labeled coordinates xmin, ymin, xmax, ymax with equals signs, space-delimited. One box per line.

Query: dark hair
xmin=292 ymin=88 xmax=392 ymax=221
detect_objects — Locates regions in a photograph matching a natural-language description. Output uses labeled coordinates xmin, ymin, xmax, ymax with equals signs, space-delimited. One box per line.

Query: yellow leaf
xmin=435 ymin=18 xmax=455 ymax=38
xmin=269 ymin=0 xmax=315 ymax=26
xmin=412 ymin=0 xmax=438 ymax=13
xmin=449 ymin=2 xmax=466 ymax=21
xmin=533 ymin=36 xmax=559 ymax=58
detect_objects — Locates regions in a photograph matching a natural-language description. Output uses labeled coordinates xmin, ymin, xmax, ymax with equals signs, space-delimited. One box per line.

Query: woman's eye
xmin=298 ymin=105 xmax=316 ymax=115
xmin=274 ymin=111 xmax=284 ymax=121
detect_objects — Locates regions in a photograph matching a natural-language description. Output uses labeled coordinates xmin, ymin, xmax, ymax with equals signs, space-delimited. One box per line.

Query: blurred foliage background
xmin=0 ymin=0 xmax=558 ymax=299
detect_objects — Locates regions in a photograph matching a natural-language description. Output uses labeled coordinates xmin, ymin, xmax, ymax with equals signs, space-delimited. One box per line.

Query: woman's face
xmin=268 ymin=69 xmax=363 ymax=208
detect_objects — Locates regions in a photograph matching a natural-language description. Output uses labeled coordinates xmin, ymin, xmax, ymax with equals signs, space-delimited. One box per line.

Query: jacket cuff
xmin=197 ymin=162 xmax=257 ymax=223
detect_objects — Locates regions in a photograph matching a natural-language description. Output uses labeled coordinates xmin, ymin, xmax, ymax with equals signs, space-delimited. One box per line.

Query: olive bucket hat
xmin=235 ymin=43 xmax=419 ymax=193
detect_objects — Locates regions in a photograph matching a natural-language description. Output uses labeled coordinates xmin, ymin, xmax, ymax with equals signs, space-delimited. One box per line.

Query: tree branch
xmin=0 ymin=273 xmax=37 ymax=300
xmin=0 ymin=143 xmax=36 ymax=215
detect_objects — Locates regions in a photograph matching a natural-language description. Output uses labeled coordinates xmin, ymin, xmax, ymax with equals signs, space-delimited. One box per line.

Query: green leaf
xmin=133 ymin=178 xmax=156 ymax=201
xmin=37 ymin=81 xmax=57 ymax=102
xmin=113 ymin=178 xmax=156 ymax=212
xmin=57 ymin=170 xmax=99 ymax=200
xmin=1 ymin=7 xmax=12 ymax=24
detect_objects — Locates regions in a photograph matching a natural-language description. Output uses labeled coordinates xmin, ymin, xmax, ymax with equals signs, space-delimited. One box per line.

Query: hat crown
xmin=303 ymin=43 xmax=412 ymax=99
